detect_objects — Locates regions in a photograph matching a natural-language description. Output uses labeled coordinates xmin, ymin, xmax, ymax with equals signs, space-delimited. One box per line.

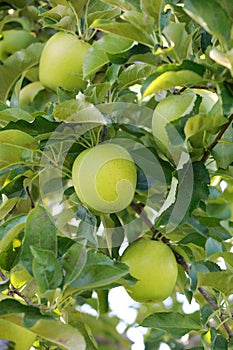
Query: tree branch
xmin=0 ymin=268 xmax=52 ymax=311
xmin=201 ymin=114 xmax=233 ymax=163
xmin=130 ymin=202 xmax=233 ymax=339
xmin=198 ymin=286 xmax=233 ymax=339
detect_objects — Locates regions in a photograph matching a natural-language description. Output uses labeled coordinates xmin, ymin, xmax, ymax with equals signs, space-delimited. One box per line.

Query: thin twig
xmin=0 ymin=268 xmax=8 ymax=281
xmin=130 ymin=202 xmax=233 ymax=339
xmin=201 ymin=114 xmax=233 ymax=163
xmin=0 ymin=268 xmax=52 ymax=311
xmin=198 ymin=286 xmax=233 ymax=339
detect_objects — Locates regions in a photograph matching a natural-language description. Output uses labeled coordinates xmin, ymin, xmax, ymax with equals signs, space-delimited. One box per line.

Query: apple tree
xmin=0 ymin=0 xmax=233 ymax=349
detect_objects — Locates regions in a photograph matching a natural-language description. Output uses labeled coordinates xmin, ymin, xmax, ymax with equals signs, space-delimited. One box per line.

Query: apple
xmin=39 ymin=31 xmax=90 ymax=91
xmin=151 ymin=89 xmax=218 ymax=155
xmin=19 ymin=81 xmax=44 ymax=108
xmin=72 ymin=143 xmax=137 ymax=213
xmin=121 ymin=237 xmax=178 ymax=303
xmin=0 ymin=29 xmax=35 ymax=61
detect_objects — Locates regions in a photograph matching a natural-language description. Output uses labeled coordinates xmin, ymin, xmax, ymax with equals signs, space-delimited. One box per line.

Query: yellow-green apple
xmin=72 ymin=143 xmax=137 ymax=213
xmin=0 ymin=29 xmax=35 ymax=61
xmin=121 ymin=237 xmax=178 ymax=302
xmin=39 ymin=31 xmax=90 ymax=91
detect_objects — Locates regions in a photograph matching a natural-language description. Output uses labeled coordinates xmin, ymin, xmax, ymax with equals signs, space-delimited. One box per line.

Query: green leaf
xmin=209 ymin=48 xmax=233 ymax=77
xmin=0 ymin=108 xmax=34 ymax=127
xmin=91 ymin=19 xmax=154 ymax=47
xmin=31 ymin=247 xmax=63 ymax=294
xmin=31 ymin=319 xmax=86 ymax=350
xmin=211 ymin=127 xmax=233 ymax=169
xmin=188 ymin=162 xmax=210 ymax=214
xmin=0 ymin=176 xmax=27 ymax=202
xmin=0 ymin=300 xmax=86 ymax=350
xmin=21 ymin=205 xmax=57 ymax=274
xmin=67 ymin=251 xmax=129 ymax=290
xmin=208 ymin=252 xmax=233 ymax=268
xmin=83 ymin=34 xmax=133 ymax=79
xmin=62 ymin=243 xmax=87 ymax=286
xmin=0 ymin=198 xmax=18 ymax=220
xmin=198 ymin=216 xmax=231 ymax=240
xmin=205 ymin=238 xmax=223 ymax=258
xmin=74 ymin=205 xmax=98 ymax=247
xmin=141 ymin=312 xmax=201 ymax=337
xmin=0 ymin=144 xmax=34 ymax=170
xmin=3 ymin=116 xmax=61 ymax=137
xmin=185 ymin=114 xmax=227 ymax=140
xmin=184 ymin=0 xmax=232 ymax=50
xmin=198 ymin=271 xmax=233 ymax=296
xmin=118 ymin=64 xmax=155 ymax=90
xmin=121 ymin=11 xmax=155 ymax=34
xmin=143 ymin=70 xmax=203 ymax=97
xmin=140 ymin=0 xmax=164 ymax=24
xmin=163 ymin=22 xmax=192 ymax=61
xmin=100 ymin=0 xmax=140 ymax=11
xmin=0 ymin=215 xmax=26 ymax=254
xmin=189 ymin=261 xmax=220 ymax=290
xmin=0 ymin=43 xmax=44 ymax=102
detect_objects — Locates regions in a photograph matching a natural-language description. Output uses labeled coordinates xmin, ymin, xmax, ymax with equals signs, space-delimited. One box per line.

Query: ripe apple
xmin=39 ymin=31 xmax=90 ymax=91
xmin=151 ymin=89 xmax=218 ymax=155
xmin=19 ymin=81 xmax=44 ymax=108
xmin=0 ymin=30 xmax=35 ymax=61
xmin=121 ymin=237 xmax=178 ymax=303
xmin=72 ymin=143 xmax=137 ymax=213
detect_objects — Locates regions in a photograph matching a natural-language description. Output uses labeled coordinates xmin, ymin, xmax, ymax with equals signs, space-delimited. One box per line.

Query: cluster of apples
xmin=2 ymin=23 xmax=218 ymax=304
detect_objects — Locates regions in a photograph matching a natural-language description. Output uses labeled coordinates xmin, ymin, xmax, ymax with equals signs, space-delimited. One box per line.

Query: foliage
xmin=0 ymin=0 xmax=233 ymax=349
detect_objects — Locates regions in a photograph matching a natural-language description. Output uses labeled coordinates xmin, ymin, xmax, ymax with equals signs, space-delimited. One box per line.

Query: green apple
xmin=72 ymin=143 xmax=137 ymax=213
xmin=19 ymin=81 xmax=44 ymax=108
xmin=0 ymin=29 xmax=35 ymax=61
xmin=151 ymin=89 xmax=218 ymax=155
xmin=121 ymin=237 xmax=178 ymax=303
xmin=39 ymin=31 xmax=90 ymax=91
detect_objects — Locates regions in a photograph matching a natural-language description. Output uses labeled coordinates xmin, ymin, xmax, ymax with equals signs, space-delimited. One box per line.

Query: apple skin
xmin=121 ymin=238 xmax=178 ymax=303
xmin=19 ymin=81 xmax=44 ymax=108
xmin=0 ymin=30 xmax=35 ymax=61
xmin=72 ymin=143 xmax=137 ymax=214
xmin=39 ymin=31 xmax=90 ymax=91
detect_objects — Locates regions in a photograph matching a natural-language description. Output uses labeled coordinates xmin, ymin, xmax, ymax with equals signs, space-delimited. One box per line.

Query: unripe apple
xmin=72 ymin=143 xmax=137 ymax=214
xmin=19 ymin=81 xmax=44 ymax=108
xmin=121 ymin=238 xmax=178 ymax=303
xmin=39 ymin=31 xmax=90 ymax=91
xmin=0 ymin=29 xmax=35 ymax=61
